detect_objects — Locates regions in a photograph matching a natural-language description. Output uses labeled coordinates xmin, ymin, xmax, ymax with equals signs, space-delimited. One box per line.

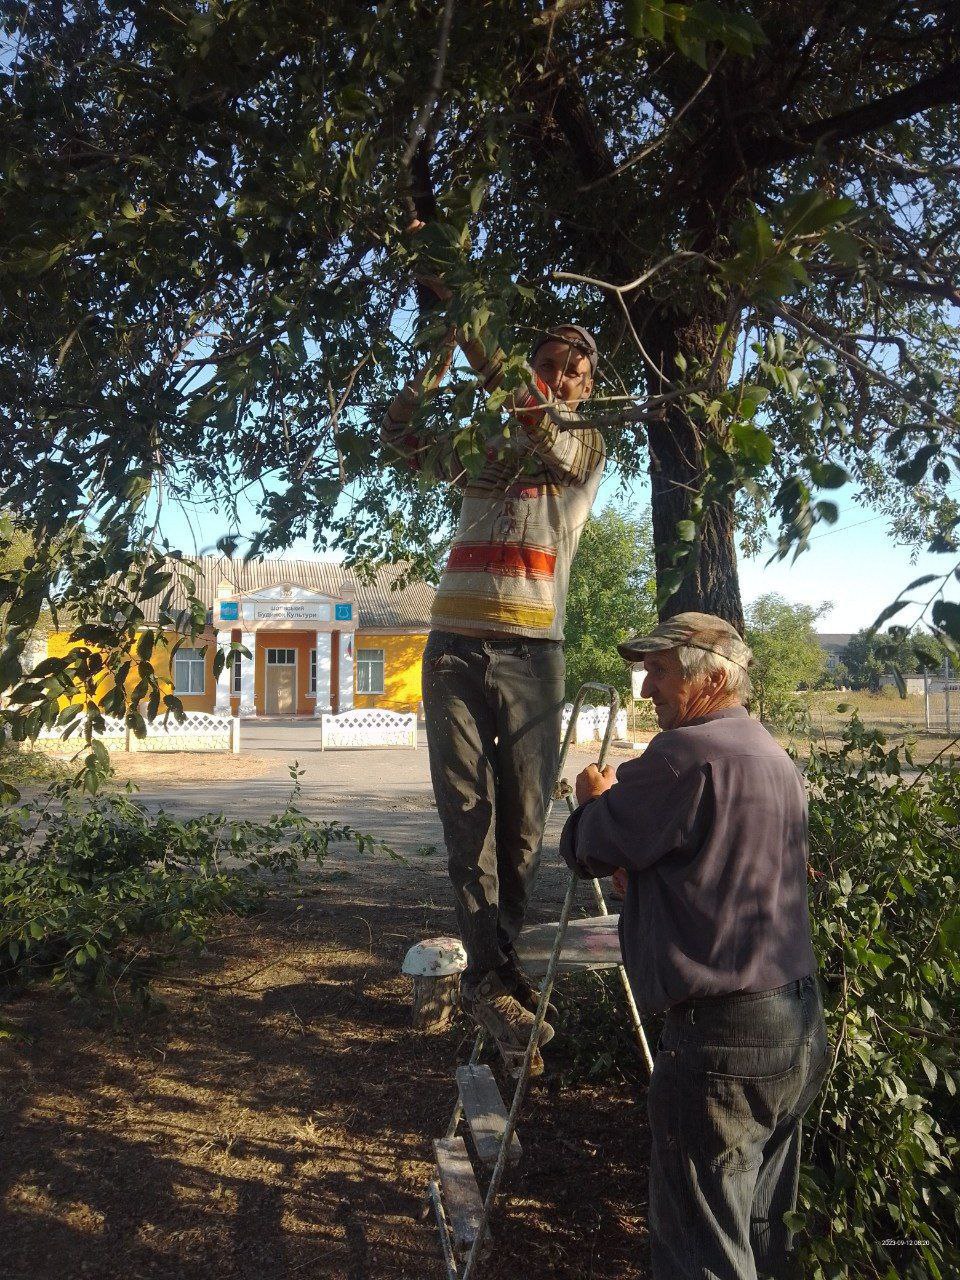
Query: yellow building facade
xmin=44 ymin=557 xmax=434 ymax=718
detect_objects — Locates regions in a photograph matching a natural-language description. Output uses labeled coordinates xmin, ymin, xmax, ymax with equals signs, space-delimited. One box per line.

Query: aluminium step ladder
xmin=426 ymin=685 xmax=655 ymax=1280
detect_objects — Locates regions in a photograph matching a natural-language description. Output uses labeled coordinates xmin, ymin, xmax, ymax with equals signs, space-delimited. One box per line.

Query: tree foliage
xmin=564 ymin=502 xmax=657 ymax=699
xmin=798 ymin=724 xmax=960 ymax=1280
xmin=840 ymin=626 xmax=947 ymax=691
xmin=745 ymin=591 xmax=829 ymax=720
xmin=1 ymin=0 xmax=958 ymax=668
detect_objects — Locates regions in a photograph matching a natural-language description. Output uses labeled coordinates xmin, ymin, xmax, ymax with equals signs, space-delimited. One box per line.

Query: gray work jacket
xmin=560 ymin=706 xmax=817 ymax=1015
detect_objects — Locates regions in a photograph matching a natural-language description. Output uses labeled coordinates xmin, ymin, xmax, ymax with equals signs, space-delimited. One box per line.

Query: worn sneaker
xmin=499 ymin=1043 xmax=546 ymax=1080
xmin=501 ymin=953 xmax=559 ymax=1024
xmin=461 ymin=971 xmax=554 ymax=1073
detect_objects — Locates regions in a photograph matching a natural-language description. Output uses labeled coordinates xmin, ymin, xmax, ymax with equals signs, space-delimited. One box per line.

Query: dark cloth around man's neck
xmin=560 ymin=707 xmax=816 ymax=1015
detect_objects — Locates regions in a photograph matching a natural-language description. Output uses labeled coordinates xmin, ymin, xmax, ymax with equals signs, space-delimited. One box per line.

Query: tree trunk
xmin=643 ymin=307 xmax=745 ymax=632
xmin=526 ymin=56 xmax=747 ymax=630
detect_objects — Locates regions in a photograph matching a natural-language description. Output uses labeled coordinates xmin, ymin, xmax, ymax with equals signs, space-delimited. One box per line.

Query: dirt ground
xmin=106 ymin=752 xmax=272 ymax=784
xmin=0 ymin=856 xmax=654 ymax=1280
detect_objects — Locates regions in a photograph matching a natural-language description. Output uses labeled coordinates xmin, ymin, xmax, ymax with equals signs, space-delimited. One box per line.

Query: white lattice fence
xmin=35 ymin=716 xmax=127 ymax=753
xmin=321 ymin=708 xmax=417 ymax=750
xmin=34 ymin=712 xmax=237 ymax=753
xmin=561 ymin=704 xmax=628 ymax=745
xmin=138 ymin=712 xmax=235 ymax=753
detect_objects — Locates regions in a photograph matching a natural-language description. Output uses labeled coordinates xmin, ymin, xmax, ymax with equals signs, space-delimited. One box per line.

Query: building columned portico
xmin=212 ymin=580 xmax=358 ymax=718
xmin=44 ymin=555 xmax=435 ymax=719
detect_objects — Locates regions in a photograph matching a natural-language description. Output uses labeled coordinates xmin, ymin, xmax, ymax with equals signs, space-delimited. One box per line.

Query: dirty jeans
xmin=421 ymin=630 xmax=565 ymax=985
xmin=648 ymin=974 xmax=830 ymax=1280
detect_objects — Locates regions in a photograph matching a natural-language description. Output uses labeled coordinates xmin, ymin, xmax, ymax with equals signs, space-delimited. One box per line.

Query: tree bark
xmin=642 ymin=305 xmax=745 ymax=632
xmin=526 ymin=58 xmax=747 ymax=630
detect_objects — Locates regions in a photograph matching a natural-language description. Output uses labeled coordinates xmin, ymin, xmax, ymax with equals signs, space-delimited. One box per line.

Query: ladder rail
xmin=586 ymin=876 xmax=655 ymax=1076
xmin=444 ymin=1031 xmax=485 ymax=1141
xmin=428 ymin=1179 xmax=461 ymax=1280
xmin=458 ymin=685 xmax=621 ymax=1280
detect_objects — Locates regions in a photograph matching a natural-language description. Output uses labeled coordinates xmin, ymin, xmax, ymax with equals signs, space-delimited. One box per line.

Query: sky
xmin=155 ymin=463 xmax=955 ymax=638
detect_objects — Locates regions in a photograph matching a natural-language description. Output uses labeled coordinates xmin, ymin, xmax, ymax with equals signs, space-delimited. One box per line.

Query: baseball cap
xmin=617 ymin=612 xmax=753 ymax=670
xmin=530 ymin=324 xmax=598 ymax=375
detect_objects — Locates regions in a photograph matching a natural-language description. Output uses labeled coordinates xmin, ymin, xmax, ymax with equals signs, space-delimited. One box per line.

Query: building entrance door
xmin=265 ymin=647 xmax=297 ymax=715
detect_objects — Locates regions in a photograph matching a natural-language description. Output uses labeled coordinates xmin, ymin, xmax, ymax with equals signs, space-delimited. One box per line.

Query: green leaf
xmin=895 ymin=443 xmax=938 ymax=486
xmin=903 ymin=574 xmax=939 ymax=592
xmin=781 ymin=190 xmax=856 ymax=239
xmin=809 ymin=461 xmax=850 ymax=489
xmin=470 ymin=181 xmax=486 ymax=215
xmin=738 ymin=384 xmax=770 ymax=417
xmin=644 ymin=1 xmax=666 ymax=42
xmin=676 ymin=519 xmax=697 ymax=541
xmin=731 ymin=422 xmax=774 ymax=465
xmin=932 ymin=600 xmax=960 ymax=644
xmin=867 ymin=598 xmax=914 ymax=630
xmin=623 ymin=0 xmax=645 ymax=38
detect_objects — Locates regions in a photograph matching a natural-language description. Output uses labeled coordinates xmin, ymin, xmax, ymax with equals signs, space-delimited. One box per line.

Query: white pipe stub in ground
xmin=401 ymin=936 xmax=467 ymax=977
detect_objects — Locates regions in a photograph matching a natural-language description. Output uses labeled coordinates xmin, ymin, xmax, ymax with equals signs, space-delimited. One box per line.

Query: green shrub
xmin=794 ymin=717 xmax=960 ymax=1279
xmin=0 ymin=769 xmax=394 ymax=998
xmin=0 ymin=744 xmax=72 ymax=786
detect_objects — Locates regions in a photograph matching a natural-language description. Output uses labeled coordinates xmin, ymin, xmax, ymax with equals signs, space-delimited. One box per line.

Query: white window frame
xmin=356 ymin=647 xmax=385 ymax=696
xmin=231 ymin=648 xmax=242 ymax=695
xmin=266 ymin=647 xmax=296 ymax=665
xmin=308 ymin=648 xmax=317 ymax=697
xmin=173 ymin=647 xmax=206 ymax=695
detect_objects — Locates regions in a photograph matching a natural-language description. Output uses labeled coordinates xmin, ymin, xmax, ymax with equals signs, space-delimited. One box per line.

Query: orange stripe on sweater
xmin=446 ymin=543 xmax=557 ymax=578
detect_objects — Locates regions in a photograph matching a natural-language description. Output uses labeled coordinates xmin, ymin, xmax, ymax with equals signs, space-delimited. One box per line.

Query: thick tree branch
xmin=400 ymin=0 xmax=456 ymax=174
xmin=808 ymin=263 xmax=960 ymax=308
xmin=744 ymin=59 xmax=960 ymax=171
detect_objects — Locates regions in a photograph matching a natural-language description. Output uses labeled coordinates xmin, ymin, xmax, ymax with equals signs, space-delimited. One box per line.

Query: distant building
xmin=879 ymin=674 xmax=928 ymax=696
xmin=816 ymin=633 xmax=853 ymax=672
xmin=46 ymin=556 xmax=435 ymax=718
xmin=880 ymin=673 xmax=960 ymax=696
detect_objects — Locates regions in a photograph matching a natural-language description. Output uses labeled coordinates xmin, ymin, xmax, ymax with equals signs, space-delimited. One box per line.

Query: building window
xmin=309 ymin=648 xmax=317 ymax=696
xmin=232 ymin=649 xmax=242 ymax=695
xmin=266 ymin=648 xmax=296 ymax=664
xmin=173 ymin=647 xmax=206 ymax=695
xmin=356 ymin=648 xmax=385 ymax=695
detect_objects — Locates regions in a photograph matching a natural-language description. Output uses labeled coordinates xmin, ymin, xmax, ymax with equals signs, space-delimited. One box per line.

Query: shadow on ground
xmin=0 ymin=880 xmax=651 ymax=1280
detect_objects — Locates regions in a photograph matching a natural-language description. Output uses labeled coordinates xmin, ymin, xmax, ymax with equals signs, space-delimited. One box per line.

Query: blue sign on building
xmin=219 ymin=601 xmax=239 ymax=621
xmin=334 ymin=603 xmax=353 ymax=622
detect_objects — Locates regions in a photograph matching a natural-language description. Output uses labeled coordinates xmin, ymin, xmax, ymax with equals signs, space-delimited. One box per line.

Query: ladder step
xmin=433 ymin=1137 xmax=490 ymax=1255
xmin=456 ymin=1064 xmax=522 ymax=1168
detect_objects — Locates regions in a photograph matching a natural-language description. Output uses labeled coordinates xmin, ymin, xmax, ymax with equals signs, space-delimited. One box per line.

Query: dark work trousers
xmin=648 ymin=974 xmax=830 ymax=1280
xmin=421 ymin=629 xmax=565 ymax=986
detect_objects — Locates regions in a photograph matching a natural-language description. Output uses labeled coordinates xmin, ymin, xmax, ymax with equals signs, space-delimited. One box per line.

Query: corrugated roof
xmin=817 ymin=633 xmax=853 ymax=649
xmin=350 ymin=564 xmax=436 ymax=628
xmin=146 ymin=556 xmax=434 ymax=630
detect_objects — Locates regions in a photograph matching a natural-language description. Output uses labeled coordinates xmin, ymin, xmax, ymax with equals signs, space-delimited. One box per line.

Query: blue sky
xmin=156 ymin=463 xmax=954 ymax=636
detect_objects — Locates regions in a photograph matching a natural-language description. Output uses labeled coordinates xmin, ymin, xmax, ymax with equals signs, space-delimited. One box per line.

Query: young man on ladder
xmin=382 ymin=286 xmax=604 ymax=1075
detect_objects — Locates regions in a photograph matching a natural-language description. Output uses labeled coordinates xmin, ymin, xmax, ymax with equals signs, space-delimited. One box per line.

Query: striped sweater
xmin=382 ymin=343 xmax=605 ymax=641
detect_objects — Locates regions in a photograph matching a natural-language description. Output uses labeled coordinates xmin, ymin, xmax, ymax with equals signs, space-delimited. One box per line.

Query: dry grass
xmin=777 ymin=690 xmax=960 ymax=765
xmin=26 ymin=748 xmax=272 ymax=785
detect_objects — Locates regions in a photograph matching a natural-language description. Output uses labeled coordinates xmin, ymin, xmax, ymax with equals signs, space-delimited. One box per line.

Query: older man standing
xmin=560 ymin=612 xmax=829 ymax=1280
